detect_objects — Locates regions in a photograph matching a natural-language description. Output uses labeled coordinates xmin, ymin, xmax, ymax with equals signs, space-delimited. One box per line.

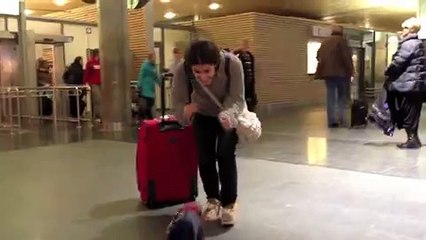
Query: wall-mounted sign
xmin=0 ymin=0 xmax=20 ymax=15
xmin=312 ymin=26 xmax=332 ymax=38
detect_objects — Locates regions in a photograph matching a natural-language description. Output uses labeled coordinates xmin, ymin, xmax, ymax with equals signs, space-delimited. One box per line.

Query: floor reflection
xmin=307 ymin=137 xmax=328 ymax=166
xmin=3 ymin=107 xmax=426 ymax=179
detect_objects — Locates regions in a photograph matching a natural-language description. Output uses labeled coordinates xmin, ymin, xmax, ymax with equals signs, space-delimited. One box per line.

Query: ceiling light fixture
xmin=54 ymin=0 xmax=69 ymax=6
xmin=164 ymin=11 xmax=176 ymax=19
xmin=209 ymin=2 xmax=221 ymax=10
xmin=160 ymin=0 xmax=171 ymax=3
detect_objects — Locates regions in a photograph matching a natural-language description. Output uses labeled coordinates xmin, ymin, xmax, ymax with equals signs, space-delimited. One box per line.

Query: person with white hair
xmin=385 ymin=17 xmax=426 ymax=149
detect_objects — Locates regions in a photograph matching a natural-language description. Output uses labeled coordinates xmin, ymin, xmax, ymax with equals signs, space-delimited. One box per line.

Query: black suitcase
xmin=351 ymin=100 xmax=368 ymax=128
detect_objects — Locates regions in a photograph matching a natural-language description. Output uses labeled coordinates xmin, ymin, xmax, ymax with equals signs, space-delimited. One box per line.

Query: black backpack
xmin=235 ymin=50 xmax=257 ymax=111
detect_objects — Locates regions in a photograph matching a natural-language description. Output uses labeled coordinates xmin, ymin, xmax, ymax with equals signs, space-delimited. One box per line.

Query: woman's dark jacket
xmin=385 ymin=33 xmax=426 ymax=92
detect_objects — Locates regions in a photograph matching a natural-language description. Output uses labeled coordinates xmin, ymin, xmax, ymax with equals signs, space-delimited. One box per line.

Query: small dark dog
xmin=167 ymin=202 xmax=204 ymax=240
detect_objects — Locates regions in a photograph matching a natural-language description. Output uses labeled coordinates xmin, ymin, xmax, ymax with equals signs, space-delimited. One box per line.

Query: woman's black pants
xmin=192 ymin=113 xmax=238 ymax=206
xmin=387 ymin=92 xmax=423 ymax=131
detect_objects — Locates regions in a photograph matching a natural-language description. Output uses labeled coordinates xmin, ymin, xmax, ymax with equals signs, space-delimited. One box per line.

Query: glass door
xmin=351 ymin=47 xmax=365 ymax=100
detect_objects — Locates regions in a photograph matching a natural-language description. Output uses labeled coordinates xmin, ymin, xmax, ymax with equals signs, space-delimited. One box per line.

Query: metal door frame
xmin=352 ymin=47 xmax=366 ymax=99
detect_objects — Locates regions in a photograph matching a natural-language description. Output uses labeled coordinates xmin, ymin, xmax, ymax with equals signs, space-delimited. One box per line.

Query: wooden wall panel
xmin=128 ymin=10 xmax=148 ymax=80
xmin=193 ymin=12 xmax=326 ymax=108
xmin=193 ymin=13 xmax=256 ymax=51
xmin=44 ymin=6 xmax=148 ymax=80
xmin=252 ymin=13 xmax=326 ymax=106
xmin=45 ymin=5 xmax=97 ymax=23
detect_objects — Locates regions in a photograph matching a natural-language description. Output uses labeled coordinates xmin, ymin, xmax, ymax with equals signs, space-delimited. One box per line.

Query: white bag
xmin=236 ymin=108 xmax=262 ymax=143
xmin=195 ymin=78 xmax=262 ymax=143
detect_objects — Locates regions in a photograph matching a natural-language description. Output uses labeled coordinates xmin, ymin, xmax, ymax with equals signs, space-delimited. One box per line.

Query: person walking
xmin=137 ymin=53 xmax=160 ymax=120
xmin=315 ymin=25 xmax=354 ymax=128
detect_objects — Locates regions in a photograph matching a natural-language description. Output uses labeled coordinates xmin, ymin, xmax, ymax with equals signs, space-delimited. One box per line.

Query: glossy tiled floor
xmin=1 ymin=107 xmax=426 ymax=239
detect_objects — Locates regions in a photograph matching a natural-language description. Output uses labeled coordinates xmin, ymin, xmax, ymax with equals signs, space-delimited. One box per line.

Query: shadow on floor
xmin=91 ymin=214 xmax=172 ymax=240
xmin=363 ymin=141 xmax=400 ymax=147
xmin=203 ymin=222 xmax=232 ymax=238
xmin=89 ymin=198 xmax=232 ymax=239
xmin=364 ymin=141 xmax=426 ymax=149
xmin=89 ymin=199 xmax=146 ymax=220
xmin=91 ymin=211 xmax=231 ymax=240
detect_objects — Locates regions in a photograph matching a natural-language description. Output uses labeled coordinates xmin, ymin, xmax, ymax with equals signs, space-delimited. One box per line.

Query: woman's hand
xmin=183 ymin=103 xmax=198 ymax=122
xmin=219 ymin=116 xmax=233 ymax=130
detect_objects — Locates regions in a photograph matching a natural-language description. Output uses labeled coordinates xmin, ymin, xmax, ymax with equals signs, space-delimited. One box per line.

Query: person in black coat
xmin=234 ymin=39 xmax=257 ymax=112
xmin=63 ymin=56 xmax=84 ymax=85
xmin=386 ymin=17 xmax=426 ymax=149
xmin=64 ymin=56 xmax=86 ymax=118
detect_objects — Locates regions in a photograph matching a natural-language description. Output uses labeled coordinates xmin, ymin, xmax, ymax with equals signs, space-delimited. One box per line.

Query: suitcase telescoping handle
xmin=159 ymin=72 xmax=184 ymax=132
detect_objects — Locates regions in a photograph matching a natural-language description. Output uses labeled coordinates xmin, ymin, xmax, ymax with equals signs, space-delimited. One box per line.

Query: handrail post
xmin=16 ymin=88 xmax=22 ymax=129
xmin=52 ymin=86 xmax=58 ymax=126
xmin=76 ymin=87 xmax=82 ymax=129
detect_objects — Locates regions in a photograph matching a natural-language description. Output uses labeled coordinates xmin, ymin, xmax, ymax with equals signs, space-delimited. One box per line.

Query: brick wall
xmin=45 ymin=5 xmax=97 ymax=23
xmin=193 ymin=13 xmax=326 ymax=109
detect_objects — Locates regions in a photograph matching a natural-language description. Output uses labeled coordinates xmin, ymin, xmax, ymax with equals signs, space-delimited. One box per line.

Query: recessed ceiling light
xmin=164 ymin=11 xmax=176 ymax=19
xmin=54 ymin=0 xmax=68 ymax=6
xmin=160 ymin=0 xmax=170 ymax=2
xmin=209 ymin=2 xmax=221 ymax=10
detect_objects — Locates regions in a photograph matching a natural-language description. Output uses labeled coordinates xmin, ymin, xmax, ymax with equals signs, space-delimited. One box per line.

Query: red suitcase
xmin=136 ymin=73 xmax=198 ymax=208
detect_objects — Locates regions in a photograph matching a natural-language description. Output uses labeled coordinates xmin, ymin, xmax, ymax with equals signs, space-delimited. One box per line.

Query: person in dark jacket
xmin=386 ymin=17 xmax=426 ymax=149
xmin=64 ymin=57 xmax=86 ymax=118
xmin=37 ymin=58 xmax=53 ymax=87
xmin=315 ymin=25 xmax=354 ymax=128
xmin=63 ymin=56 xmax=84 ymax=85
xmin=234 ymin=39 xmax=257 ymax=112
xmin=36 ymin=58 xmax=53 ymax=116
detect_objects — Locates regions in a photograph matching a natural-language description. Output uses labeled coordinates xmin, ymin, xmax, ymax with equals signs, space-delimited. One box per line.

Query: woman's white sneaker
xmin=221 ymin=203 xmax=237 ymax=226
xmin=202 ymin=199 xmax=221 ymax=221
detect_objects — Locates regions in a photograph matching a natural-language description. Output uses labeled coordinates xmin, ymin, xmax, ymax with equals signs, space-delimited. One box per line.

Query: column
xmin=143 ymin=1 xmax=154 ymax=53
xmin=418 ymin=0 xmax=426 ymax=39
xmin=98 ymin=0 xmax=131 ymax=130
xmin=17 ymin=0 xmax=28 ymax=86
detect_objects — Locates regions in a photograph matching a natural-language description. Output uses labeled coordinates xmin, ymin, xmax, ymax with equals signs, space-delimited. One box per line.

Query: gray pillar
xmin=98 ymin=0 xmax=131 ymax=130
xmin=18 ymin=0 xmax=29 ymax=87
xmin=18 ymin=1 xmax=37 ymax=116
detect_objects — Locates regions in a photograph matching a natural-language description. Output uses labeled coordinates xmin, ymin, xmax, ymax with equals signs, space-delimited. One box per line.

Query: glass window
xmin=307 ymin=41 xmax=321 ymax=74
xmin=0 ymin=0 xmax=19 ymax=15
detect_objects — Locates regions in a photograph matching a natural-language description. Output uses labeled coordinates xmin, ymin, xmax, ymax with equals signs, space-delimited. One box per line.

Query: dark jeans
xmin=192 ymin=114 xmax=238 ymax=206
xmin=325 ymin=77 xmax=350 ymax=125
xmin=387 ymin=92 xmax=423 ymax=130
xmin=139 ymin=96 xmax=155 ymax=120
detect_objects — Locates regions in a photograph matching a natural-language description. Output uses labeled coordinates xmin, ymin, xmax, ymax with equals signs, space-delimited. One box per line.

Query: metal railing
xmin=365 ymin=87 xmax=382 ymax=99
xmin=0 ymin=85 xmax=93 ymax=129
xmin=0 ymin=87 xmax=21 ymax=131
